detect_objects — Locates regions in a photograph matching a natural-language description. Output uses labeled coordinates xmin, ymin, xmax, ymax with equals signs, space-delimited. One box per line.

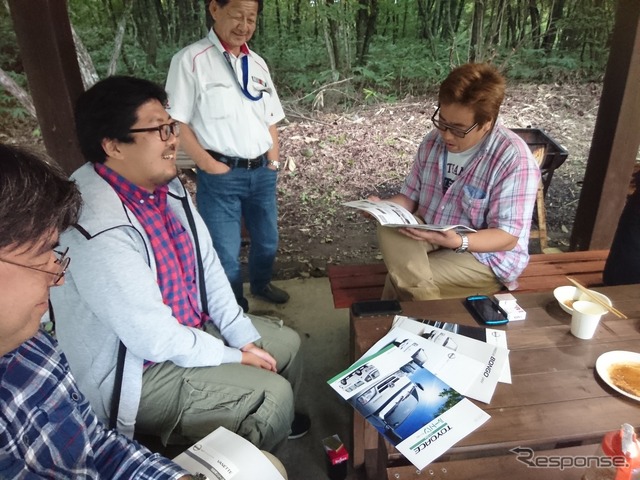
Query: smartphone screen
xmin=351 ymin=300 xmax=402 ymax=317
xmin=464 ymin=295 xmax=509 ymax=325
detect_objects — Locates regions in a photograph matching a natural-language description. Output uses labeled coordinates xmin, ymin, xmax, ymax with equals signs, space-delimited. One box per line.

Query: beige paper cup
xmin=570 ymin=301 xmax=607 ymax=339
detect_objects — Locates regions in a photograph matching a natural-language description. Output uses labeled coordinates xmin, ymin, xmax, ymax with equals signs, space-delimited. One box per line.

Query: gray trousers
xmin=136 ymin=315 xmax=302 ymax=452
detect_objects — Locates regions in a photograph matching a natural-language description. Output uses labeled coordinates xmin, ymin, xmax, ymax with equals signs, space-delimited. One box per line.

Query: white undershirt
xmin=443 ymin=142 xmax=482 ymax=191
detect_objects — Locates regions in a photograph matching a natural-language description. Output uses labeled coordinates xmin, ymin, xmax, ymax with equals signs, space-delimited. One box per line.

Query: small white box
xmin=494 ymin=293 xmax=517 ymax=309
xmin=502 ymin=303 xmax=527 ymax=321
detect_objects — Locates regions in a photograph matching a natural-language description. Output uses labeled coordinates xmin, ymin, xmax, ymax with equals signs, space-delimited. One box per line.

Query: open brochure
xmin=359 ymin=322 xmax=508 ymax=404
xmin=343 ymin=199 xmax=476 ymax=233
xmin=173 ymin=427 xmax=285 ymax=480
xmin=328 ymin=336 xmax=490 ymax=470
xmin=392 ymin=316 xmax=512 ymax=384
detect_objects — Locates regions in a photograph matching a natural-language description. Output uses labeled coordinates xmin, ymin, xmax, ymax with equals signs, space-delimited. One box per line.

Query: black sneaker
xmin=288 ymin=413 xmax=310 ymax=440
xmin=237 ymin=296 xmax=249 ymax=313
xmin=251 ymin=283 xmax=290 ymax=304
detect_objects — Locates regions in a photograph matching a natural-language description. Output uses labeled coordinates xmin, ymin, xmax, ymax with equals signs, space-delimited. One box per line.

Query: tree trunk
xmin=0 ymin=67 xmax=36 ymax=117
xmin=542 ymin=0 xmax=565 ymax=52
xmin=325 ymin=0 xmax=341 ymax=75
xmin=107 ymin=0 xmax=133 ymax=76
xmin=293 ymin=0 xmax=302 ymax=39
xmin=71 ymin=25 xmax=99 ymax=89
xmin=486 ymin=0 xmax=505 ymax=47
xmin=275 ymin=0 xmax=282 ymax=40
xmin=470 ymin=0 xmax=485 ymax=62
xmin=323 ymin=21 xmax=339 ymax=81
xmin=355 ymin=0 xmax=378 ymax=65
xmin=529 ymin=0 xmax=542 ymax=49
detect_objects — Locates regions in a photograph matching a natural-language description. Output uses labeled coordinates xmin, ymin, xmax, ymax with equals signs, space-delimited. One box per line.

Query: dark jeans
xmin=603 ymin=188 xmax=640 ymax=286
xmin=196 ymin=166 xmax=279 ymax=299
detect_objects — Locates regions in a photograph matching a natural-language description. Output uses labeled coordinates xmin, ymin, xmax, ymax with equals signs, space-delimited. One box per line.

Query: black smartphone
xmin=351 ymin=300 xmax=402 ymax=317
xmin=464 ymin=295 xmax=509 ymax=326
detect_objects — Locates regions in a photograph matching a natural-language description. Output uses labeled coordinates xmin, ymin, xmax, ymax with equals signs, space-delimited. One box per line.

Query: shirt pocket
xmin=201 ymin=81 xmax=234 ymax=120
xmin=31 ymin=397 xmax=89 ymax=470
xmin=462 ymin=185 xmax=489 ymax=224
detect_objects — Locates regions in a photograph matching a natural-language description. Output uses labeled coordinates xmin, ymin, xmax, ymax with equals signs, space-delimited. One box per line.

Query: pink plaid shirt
xmin=401 ymin=123 xmax=541 ymax=289
xmin=95 ymin=164 xmax=204 ymax=329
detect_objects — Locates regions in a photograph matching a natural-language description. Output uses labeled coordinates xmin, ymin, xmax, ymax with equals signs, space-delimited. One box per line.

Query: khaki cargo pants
xmin=136 ymin=315 xmax=301 ymax=452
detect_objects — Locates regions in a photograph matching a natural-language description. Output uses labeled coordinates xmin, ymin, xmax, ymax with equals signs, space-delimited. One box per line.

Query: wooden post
xmin=570 ymin=0 xmax=640 ymax=250
xmin=8 ymin=0 xmax=85 ymax=174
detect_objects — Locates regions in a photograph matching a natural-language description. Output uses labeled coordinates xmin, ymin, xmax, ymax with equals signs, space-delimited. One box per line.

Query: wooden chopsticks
xmin=565 ymin=276 xmax=628 ymax=319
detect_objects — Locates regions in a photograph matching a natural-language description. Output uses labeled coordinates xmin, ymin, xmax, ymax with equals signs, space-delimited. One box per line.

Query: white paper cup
xmin=570 ymin=301 xmax=608 ymax=339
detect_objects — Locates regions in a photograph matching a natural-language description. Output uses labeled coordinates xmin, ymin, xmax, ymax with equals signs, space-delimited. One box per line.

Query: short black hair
xmin=0 ymin=144 xmax=81 ymax=250
xmin=74 ymin=76 xmax=168 ymax=164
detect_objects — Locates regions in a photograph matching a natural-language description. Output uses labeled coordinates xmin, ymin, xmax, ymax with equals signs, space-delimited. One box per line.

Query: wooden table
xmin=350 ymin=284 xmax=640 ymax=479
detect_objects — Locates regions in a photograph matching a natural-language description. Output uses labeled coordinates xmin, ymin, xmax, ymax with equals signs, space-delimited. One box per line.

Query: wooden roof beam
xmin=570 ymin=0 xmax=640 ymax=250
xmin=8 ymin=0 xmax=85 ymax=174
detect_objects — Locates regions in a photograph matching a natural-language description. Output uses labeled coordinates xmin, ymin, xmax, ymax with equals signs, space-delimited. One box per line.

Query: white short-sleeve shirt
xmin=166 ymin=30 xmax=285 ymax=158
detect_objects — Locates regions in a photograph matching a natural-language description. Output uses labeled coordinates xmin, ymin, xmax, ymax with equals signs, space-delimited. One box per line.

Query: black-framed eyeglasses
xmin=129 ymin=122 xmax=180 ymax=142
xmin=0 ymin=247 xmax=70 ymax=286
xmin=431 ymin=107 xmax=479 ymax=138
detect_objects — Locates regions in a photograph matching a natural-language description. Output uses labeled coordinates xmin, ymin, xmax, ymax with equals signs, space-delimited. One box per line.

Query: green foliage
xmin=0 ymin=10 xmax=20 ymax=71
xmin=502 ymin=48 xmax=605 ymax=83
xmin=1 ymin=0 xmax=616 ymax=113
xmin=0 ymin=70 xmax=29 ymax=120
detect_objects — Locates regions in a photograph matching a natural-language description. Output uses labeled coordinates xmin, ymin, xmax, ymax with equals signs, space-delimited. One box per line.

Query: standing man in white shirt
xmin=166 ymin=0 xmax=288 ymax=312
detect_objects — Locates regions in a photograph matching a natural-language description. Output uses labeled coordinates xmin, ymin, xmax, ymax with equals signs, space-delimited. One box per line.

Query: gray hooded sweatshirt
xmin=51 ymin=163 xmax=260 ymax=437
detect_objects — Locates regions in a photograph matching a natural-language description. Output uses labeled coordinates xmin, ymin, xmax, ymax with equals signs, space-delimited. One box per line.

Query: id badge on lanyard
xmin=223 ymin=51 xmax=264 ymax=102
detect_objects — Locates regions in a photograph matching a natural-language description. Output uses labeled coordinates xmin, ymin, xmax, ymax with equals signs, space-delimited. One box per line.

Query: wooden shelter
xmin=6 ymin=0 xmax=640 ymax=251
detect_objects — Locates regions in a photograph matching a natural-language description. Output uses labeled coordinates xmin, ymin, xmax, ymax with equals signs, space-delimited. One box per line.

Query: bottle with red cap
xmin=583 ymin=424 xmax=640 ymax=480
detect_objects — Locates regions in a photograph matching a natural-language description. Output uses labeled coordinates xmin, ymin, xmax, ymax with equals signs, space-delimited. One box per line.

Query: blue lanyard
xmin=223 ymin=51 xmax=263 ymax=102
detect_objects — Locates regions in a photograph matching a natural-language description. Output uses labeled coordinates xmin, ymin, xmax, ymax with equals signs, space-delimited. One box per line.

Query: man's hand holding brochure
xmin=327 ymin=316 xmax=510 ymax=470
xmin=343 ymin=199 xmax=476 ymax=233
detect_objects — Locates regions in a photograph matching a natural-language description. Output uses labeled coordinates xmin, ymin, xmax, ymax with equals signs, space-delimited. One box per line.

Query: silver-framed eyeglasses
xmin=0 ymin=247 xmax=70 ymax=286
xmin=431 ymin=107 xmax=478 ymax=138
xmin=129 ymin=121 xmax=180 ymax=142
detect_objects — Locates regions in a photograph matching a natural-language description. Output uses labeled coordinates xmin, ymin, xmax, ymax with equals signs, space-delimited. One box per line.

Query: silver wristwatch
xmin=268 ymin=159 xmax=281 ymax=171
xmin=454 ymin=232 xmax=469 ymax=253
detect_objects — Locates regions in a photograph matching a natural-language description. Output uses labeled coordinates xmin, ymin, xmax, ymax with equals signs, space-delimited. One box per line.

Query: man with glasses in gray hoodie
xmin=50 ymin=75 xmax=308 ymax=454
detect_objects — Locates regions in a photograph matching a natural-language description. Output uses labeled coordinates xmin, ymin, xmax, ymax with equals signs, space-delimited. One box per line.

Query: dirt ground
xmin=0 ymin=83 xmax=605 ymax=281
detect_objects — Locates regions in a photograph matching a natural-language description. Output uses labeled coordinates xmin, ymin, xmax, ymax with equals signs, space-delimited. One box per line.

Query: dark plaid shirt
xmin=0 ymin=331 xmax=187 ymax=478
xmin=95 ymin=164 xmax=204 ymax=331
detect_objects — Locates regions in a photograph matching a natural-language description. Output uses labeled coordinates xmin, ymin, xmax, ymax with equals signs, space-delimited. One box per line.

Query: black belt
xmin=206 ymin=150 xmax=267 ymax=170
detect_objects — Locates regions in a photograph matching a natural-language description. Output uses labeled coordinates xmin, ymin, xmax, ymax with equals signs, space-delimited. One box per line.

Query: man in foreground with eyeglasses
xmin=166 ymin=0 xmax=289 ymax=313
xmin=370 ymin=63 xmax=540 ymax=301
xmin=50 ymin=75 xmax=307 ymax=453
xmin=0 ymin=144 xmax=192 ymax=478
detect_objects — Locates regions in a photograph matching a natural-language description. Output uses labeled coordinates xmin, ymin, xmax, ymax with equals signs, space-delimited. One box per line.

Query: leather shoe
xmin=288 ymin=412 xmax=310 ymax=439
xmin=237 ymin=296 xmax=249 ymax=313
xmin=251 ymin=283 xmax=290 ymax=304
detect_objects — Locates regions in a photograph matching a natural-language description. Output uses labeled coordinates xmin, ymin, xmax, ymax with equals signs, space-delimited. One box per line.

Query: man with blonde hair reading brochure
xmin=0 ymin=144 xmax=191 ymax=479
xmin=372 ymin=63 xmax=540 ymax=301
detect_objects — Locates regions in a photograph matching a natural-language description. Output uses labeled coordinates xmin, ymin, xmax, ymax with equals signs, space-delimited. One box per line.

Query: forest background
xmin=0 ymin=0 xmax=617 ymax=277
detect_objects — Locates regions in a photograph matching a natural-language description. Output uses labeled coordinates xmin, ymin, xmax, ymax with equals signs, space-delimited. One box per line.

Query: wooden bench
xmin=327 ymin=250 xmax=609 ymax=309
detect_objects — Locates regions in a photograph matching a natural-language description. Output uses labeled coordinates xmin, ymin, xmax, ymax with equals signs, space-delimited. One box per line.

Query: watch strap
xmin=455 ymin=232 xmax=469 ymax=253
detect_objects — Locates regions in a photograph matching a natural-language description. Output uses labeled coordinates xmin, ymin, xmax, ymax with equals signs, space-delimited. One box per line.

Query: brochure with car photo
xmin=328 ymin=338 xmax=490 ymax=470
